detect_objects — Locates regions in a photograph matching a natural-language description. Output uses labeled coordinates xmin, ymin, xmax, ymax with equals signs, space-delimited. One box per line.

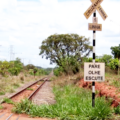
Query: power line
xmin=10 ymin=45 xmax=13 ymax=61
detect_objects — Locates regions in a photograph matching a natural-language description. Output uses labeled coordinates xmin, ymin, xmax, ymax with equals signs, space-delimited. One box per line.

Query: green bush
xmin=13 ymin=85 xmax=113 ymax=120
xmin=54 ymin=56 xmax=81 ymax=76
xmin=25 ymin=64 xmax=35 ymax=70
xmin=53 ymin=67 xmax=64 ymax=76
xmin=109 ymin=58 xmax=119 ymax=70
xmin=29 ymin=69 xmax=34 ymax=75
xmin=0 ymin=58 xmax=23 ymax=76
xmin=0 ymin=61 xmax=10 ymax=76
xmin=0 ymin=91 xmax=5 ymax=95
xmin=44 ymin=68 xmax=53 ymax=75
xmin=114 ymin=105 xmax=120 ymax=114
xmin=3 ymin=98 xmax=14 ymax=104
xmin=8 ymin=67 xmax=20 ymax=76
xmin=12 ymin=98 xmax=34 ymax=114
xmin=35 ymin=69 xmax=46 ymax=76
xmin=61 ymin=56 xmax=80 ymax=74
xmin=29 ymin=68 xmax=47 ymax=76
xmin=84 ymin=55 xmax=112 ymax=66
xmin=85 ymin=57 xmax=93 ymax=62
xmin=84 ymin=58 xmax=101 ymax=63
xmin=100 ymin=54 xmax=112 ymax=66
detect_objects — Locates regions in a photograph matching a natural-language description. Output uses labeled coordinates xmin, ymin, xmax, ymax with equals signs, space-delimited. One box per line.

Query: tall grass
xmin=0 ymin=73 xmax=46 ymax=96
xmin=13 ymin=85 xmax=113 ymax=120
xmin=105 ymin=72 xmax=120 ymax=87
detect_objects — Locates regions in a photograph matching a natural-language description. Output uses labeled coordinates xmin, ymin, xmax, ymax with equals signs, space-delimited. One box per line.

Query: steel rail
xmin=16 ymin=115 xmax=20 ymax=120
xmin=9 ymin=77 xmax=47 ymax=99
xmin=0 ymin=77 xmax=47 ymax=104
xmin=0 ymin=113 xmax=6 ymax=118
xmin=6 ymin=113 xmax=13 ymax=120
xmin=28 ymin=78 xmax=48 ymax=100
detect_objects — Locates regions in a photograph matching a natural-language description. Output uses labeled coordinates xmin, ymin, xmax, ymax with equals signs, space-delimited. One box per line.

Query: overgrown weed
xmin=0 ymin=73 xmax=46 ymax=96
xmin=52 ymin=71 xmax=84 ymax=87
xmin=114 ymin=105 xmax=120 ymax=114
xmin=3 ymin=98 xmax=14 ymax=104
xmin=0 ymin=104 xmax=3 ymax=109
xmin=13 ymin=85 xmax=113 ymax=120
xmin=26 ymin=88 xmax=33 ymax=91
xmin=0 ymin=91 xmax=5 ymax=95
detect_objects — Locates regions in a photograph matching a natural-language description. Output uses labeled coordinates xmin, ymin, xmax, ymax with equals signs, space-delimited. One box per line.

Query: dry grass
xmin=52 ymin=71 xmax=84 ymax=87
xmin=0 ymin=72 xmax=46 ymax=100
xmin=52 ymin=66 xmax=120 ymax=89
xmin=105 ymin=71 xmax=120 ymax=87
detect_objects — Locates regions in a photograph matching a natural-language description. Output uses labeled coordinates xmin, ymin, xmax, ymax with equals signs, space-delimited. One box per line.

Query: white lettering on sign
xmin=84 ymin=62 xmax=105 ymax=82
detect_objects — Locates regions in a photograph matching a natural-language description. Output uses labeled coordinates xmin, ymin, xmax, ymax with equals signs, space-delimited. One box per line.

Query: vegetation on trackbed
xmin=12 ymin=84 xmax=114 ymax=120
xmin=10 ymin=70 xmax=120 ymax=120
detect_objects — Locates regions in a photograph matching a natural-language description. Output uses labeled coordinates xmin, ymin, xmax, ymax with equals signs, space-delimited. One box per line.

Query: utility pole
xmin=21 ymin=58 xmax=26 ymax=65
xmin=13 ymin=53 xmax=18 ymax=60
xmin=0 ymin=45 xmax=2 ymax=60
xmin=10 ymin=45 xmax=13 ymax=61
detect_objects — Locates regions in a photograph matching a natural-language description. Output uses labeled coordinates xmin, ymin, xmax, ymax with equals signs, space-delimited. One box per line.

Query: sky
xmin=0 ymin=0 xmax=120 ymax=68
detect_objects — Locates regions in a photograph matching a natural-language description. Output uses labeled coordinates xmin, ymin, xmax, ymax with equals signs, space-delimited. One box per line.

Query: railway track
xmin=0 ymin=77 xmax=48 ymax=103
xmin=0 ymin=77 xmax=52 ymax=120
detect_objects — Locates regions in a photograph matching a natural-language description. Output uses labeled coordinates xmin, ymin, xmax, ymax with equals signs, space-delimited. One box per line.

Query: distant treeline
xmin=0 ymin=58 xmax=53 ymax=77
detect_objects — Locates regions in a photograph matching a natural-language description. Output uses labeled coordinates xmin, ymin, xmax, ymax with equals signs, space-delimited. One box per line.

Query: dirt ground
xmin=79 ymin=79 xmax=120 ymax=107
xmin=0 ymin=80 xmax=56 ymax=120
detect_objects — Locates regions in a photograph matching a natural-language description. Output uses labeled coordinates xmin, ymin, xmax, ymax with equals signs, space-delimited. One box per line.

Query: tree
xmin=111 ymin=45 xmax=120 ymax=75
xmin=8 ymin=58 xmax=23 ymax=76
xmin=111 ymin=44 xmax=120 ymax=59
xmin=25 ymin=64 xmax=35 ymax=70
xmin=39 ymin=34 xmax=92 ymax=74
xmin=101 ymin=54 xmax=112 ymax=66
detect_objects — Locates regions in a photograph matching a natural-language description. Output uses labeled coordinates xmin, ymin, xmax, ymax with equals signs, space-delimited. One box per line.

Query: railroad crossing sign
xmin=84 ymin=0 xmax=108 ymax=20
xmin=91 ymin=0 xmax=107 ymax=20
xmin=83 ymin=0 xmax=107 ymax=108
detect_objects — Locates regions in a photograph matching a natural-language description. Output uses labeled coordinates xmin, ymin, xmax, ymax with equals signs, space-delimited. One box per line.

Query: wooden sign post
xmin=84 ymin=0 xmax=108 ymax=107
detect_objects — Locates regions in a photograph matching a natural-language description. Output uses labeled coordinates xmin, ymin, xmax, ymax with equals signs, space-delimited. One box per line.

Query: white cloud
xmin=39 ymin=0 xmax=58 ymax=5
xmin=9 ymin=36 xmax=23 ymax=45
xmin=0 ymin=0 xmax=119 ymax=67
xmin=0 ymin=41 xmax=9 ymax=47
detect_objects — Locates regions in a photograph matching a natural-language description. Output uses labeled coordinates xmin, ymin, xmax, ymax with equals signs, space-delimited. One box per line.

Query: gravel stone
xmin=32 ymin=81 xmax=56 ymax=105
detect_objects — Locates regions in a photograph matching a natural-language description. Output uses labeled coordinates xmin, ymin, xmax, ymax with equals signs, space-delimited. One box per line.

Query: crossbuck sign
xmin=84 ymin=0 xmax=107 ymax=20
xmin=83 ymin=0 xmax=107 ymax=107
